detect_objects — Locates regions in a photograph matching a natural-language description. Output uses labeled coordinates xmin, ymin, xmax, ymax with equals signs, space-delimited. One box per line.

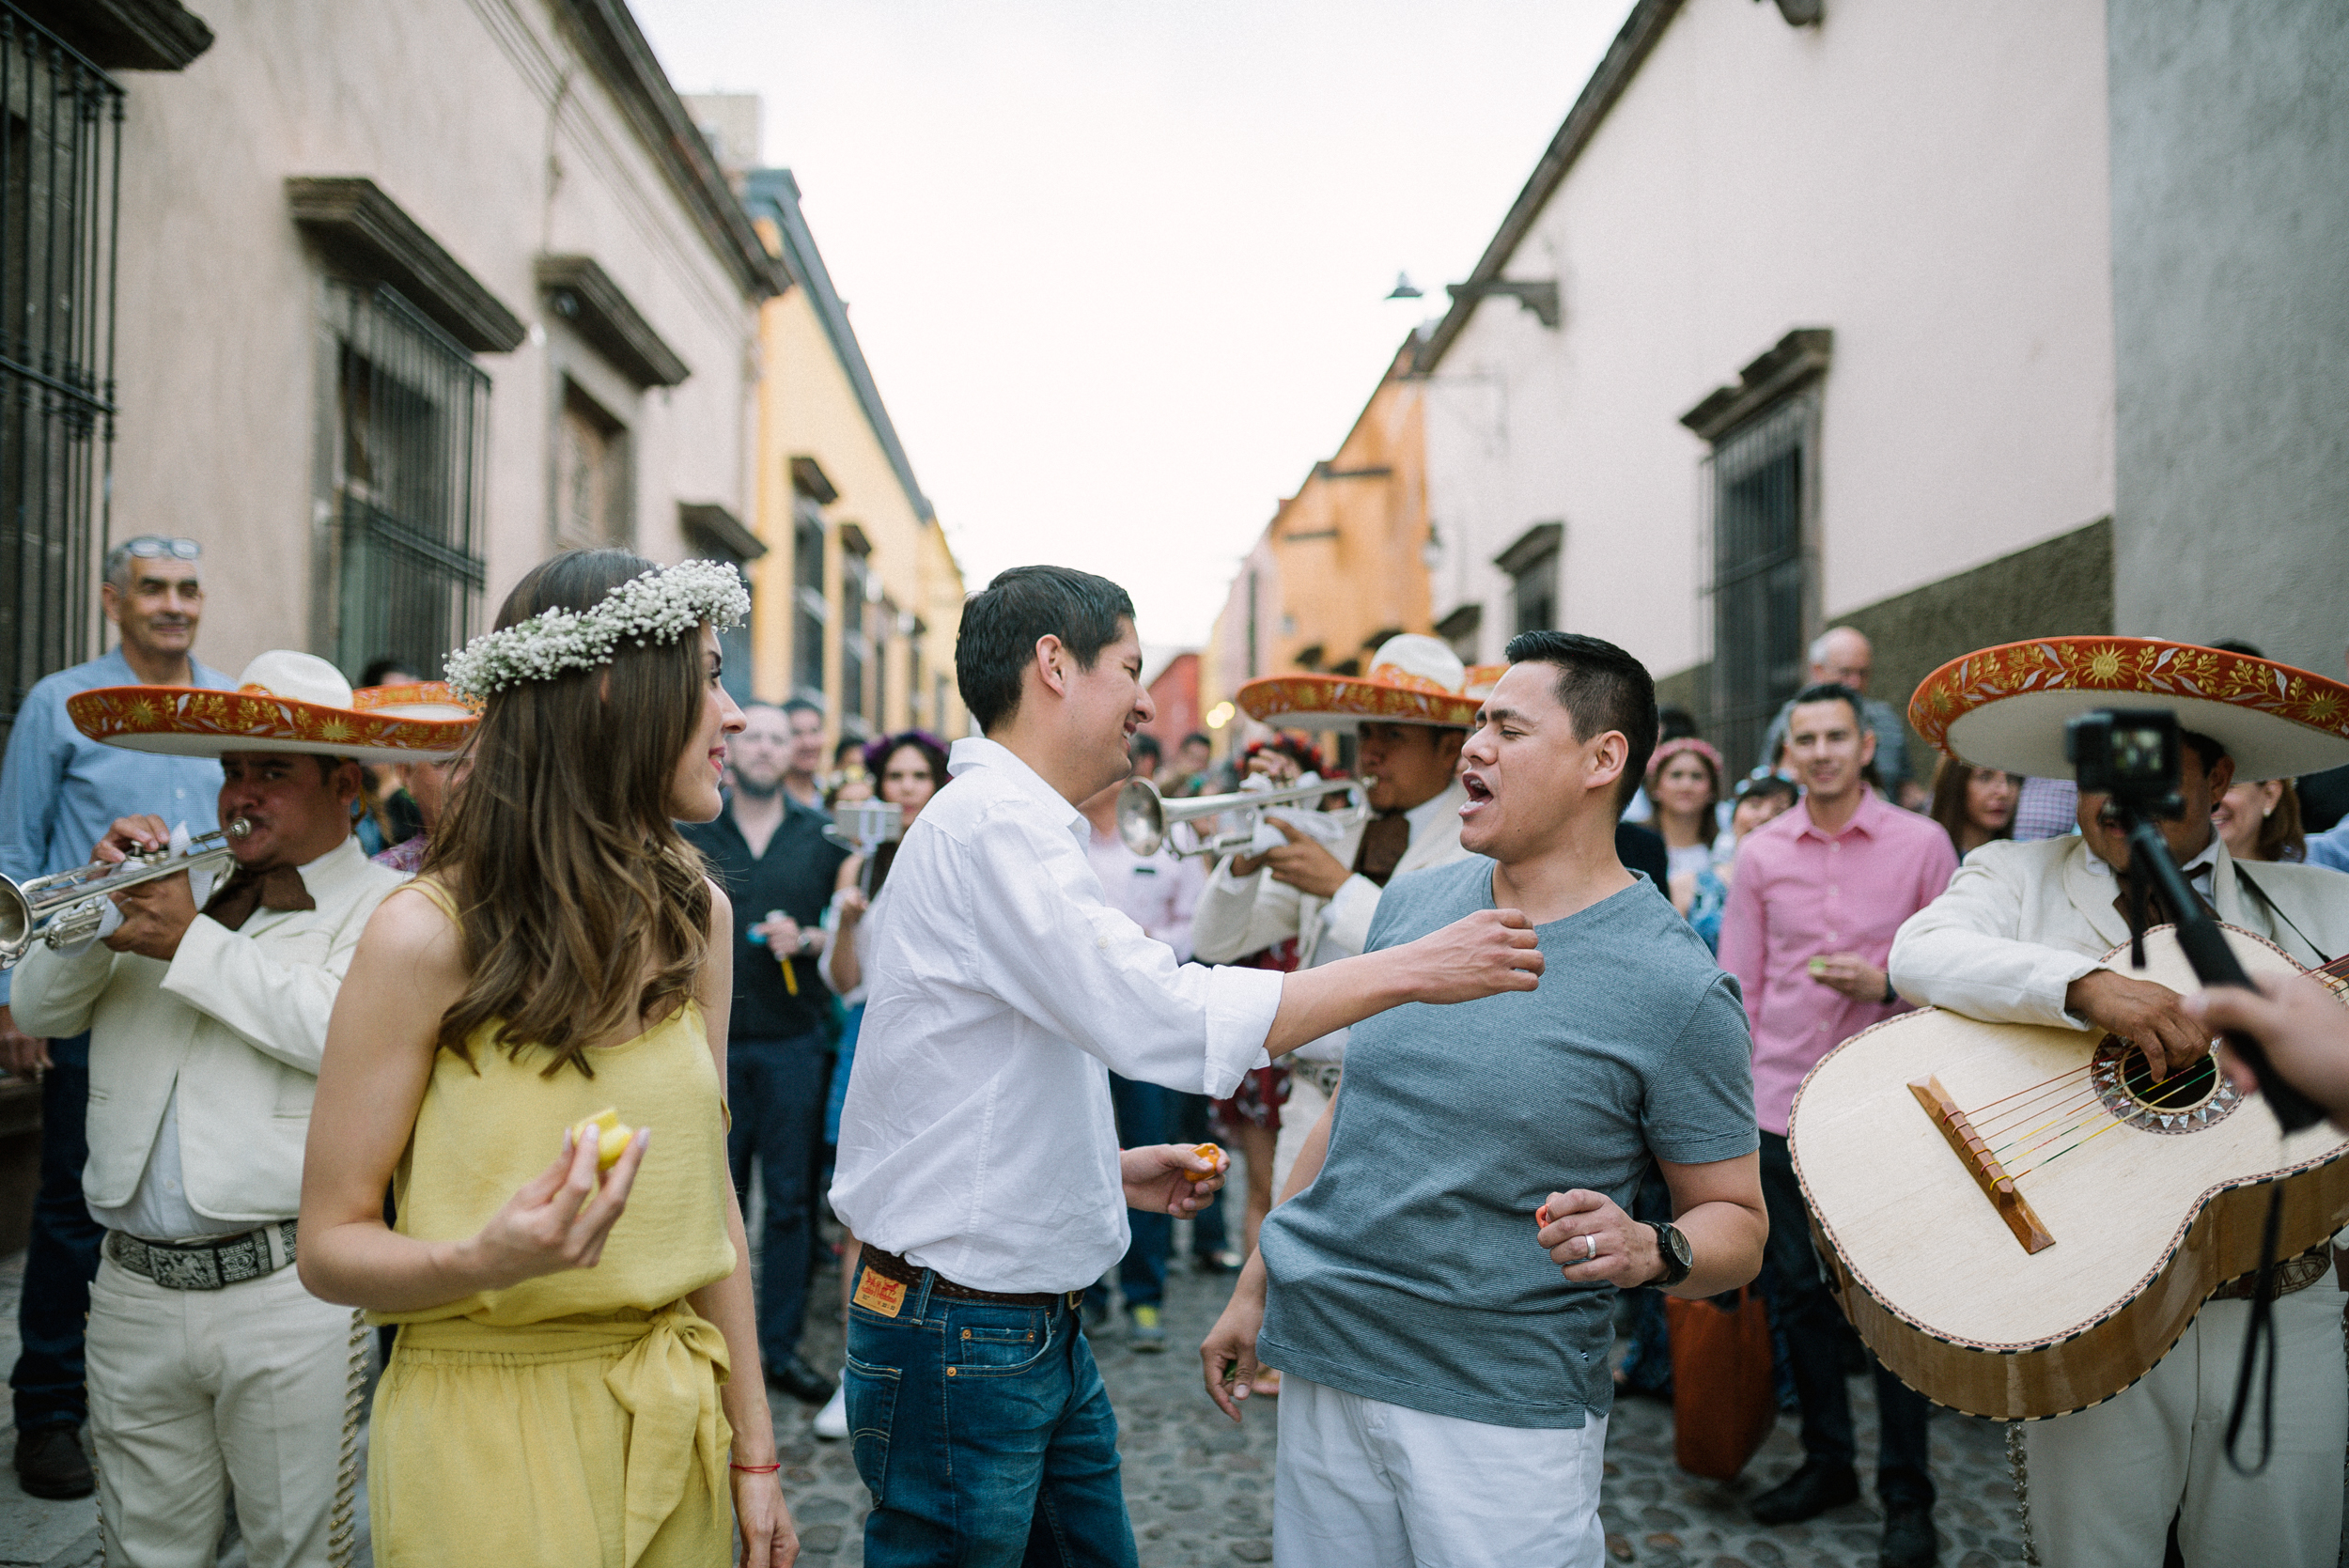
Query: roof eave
xmin=1415 ymin=0 xmax=1685 ymax=375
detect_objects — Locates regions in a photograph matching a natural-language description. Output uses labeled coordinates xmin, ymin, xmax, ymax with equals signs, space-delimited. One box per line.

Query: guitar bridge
xmin=1909 ymin=1075 xmax=2056 ymax=1254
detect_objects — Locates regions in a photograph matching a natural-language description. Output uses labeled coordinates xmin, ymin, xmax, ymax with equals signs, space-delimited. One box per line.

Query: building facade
xmin=0 ymin=0 xmax=785 ymax=730
xmin=704 ymin=135 xmax=967 ymax=749
xmin=1418 ymin=0 xmax=2119 ymax=772
xmin=1199 ymin=338 xmax=1432 ymax=754
xmin=1416 ymin=0 xmax=2349 ymax=775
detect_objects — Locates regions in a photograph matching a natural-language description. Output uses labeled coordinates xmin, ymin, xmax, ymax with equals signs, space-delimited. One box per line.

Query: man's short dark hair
xmin=1657 ymin=705 xmax=1698 ymax=743
xmin=1181 ymin=731 xmax=1210 ymax=750
xmin=1790 ymin=682 xmax=1865 ymax=730
xmin=1501 ymin=630 xmax=1657 ymax=812
xmin=1129 ymin=733 xmax=1162 ymax=765
xmin=957 ymin=566 xmax=1136 ymax=734
xmin=781 ymin=698 xmax=822 ymax=722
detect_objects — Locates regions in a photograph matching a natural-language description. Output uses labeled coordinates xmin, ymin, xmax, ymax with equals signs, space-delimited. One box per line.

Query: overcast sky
xmin=634 ymin=0 xmax=1636 ymax=647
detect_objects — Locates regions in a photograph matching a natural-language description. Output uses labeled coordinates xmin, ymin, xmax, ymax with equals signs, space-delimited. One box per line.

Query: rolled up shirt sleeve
xmin=960 ymin=809 xmax=1282 ymax=1097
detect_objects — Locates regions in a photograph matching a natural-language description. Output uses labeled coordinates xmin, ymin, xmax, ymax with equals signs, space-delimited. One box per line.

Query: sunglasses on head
xmin=121 ymin=536 xmax=202 ymax=560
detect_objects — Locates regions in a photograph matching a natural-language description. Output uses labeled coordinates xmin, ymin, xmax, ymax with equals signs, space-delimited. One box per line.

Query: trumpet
xmin=0 ymin=818 xmax=252 ymax=969
xmin=1116 ymin=776 xmax=1371 ymax=860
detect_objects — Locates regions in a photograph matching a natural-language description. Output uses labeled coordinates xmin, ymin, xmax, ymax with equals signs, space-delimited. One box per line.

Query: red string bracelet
xmin=729 ymin=1461 xmax=782 ymax=1474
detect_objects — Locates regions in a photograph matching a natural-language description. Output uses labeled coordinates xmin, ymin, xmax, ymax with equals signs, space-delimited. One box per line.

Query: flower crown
xmin=443 ymin=559 xmax=751 ymax=701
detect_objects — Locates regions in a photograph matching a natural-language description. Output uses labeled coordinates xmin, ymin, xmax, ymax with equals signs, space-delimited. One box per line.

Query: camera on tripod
xmin=2064 ymin=707 xmax=2184 ymax=820
xmin=2063 ymin=705 xmax=2318 ymax=1133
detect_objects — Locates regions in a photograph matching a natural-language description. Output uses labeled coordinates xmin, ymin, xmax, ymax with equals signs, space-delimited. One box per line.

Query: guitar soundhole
xmin=2091 ymin=1037 xmax=2242 ymax=1134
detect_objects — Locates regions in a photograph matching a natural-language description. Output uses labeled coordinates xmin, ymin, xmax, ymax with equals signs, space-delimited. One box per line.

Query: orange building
xmin=1200 ymin=335 xmax=1432 ymax=751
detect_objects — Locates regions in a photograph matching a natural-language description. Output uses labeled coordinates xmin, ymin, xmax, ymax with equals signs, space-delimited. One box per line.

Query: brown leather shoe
xmin=14 ymin=1426 xmax=93 ymax=1500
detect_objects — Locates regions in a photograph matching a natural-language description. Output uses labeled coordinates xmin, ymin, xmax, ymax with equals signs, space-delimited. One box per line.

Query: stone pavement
xmin=774 ymin=1220 xmax=2034 ymax=1568
xmin=0 ymin=1219 xmax=2033 ymax=1567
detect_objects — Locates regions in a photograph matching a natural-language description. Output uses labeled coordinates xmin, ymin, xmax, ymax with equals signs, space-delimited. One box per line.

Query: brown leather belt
xmin=2209 ymin=1245 xmax=2333 ymax=1302
xmin=859 ymin=1246 xmax=1084 ymax=1312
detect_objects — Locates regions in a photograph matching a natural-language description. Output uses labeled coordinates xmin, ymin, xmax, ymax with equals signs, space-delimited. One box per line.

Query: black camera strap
xmin=2222 ymin=1186 xmax=2287 ymax=1475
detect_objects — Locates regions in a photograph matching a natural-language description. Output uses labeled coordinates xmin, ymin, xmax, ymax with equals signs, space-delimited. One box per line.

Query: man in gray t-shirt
xmin=1255 ymin=854 xmax=1754 ymax=1426
xmin=1203 ymin=631 xmax=1766 ymax=1568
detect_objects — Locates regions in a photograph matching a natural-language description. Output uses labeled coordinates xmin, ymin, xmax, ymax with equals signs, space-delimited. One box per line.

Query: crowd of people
xmin=0 ymin=537 xmax=2345 ymax=1568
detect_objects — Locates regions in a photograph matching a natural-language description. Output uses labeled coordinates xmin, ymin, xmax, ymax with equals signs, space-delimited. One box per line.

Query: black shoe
xmin=1749 ymin=1461 xmax=1859 ymax=1526
xmin=1882 ymin=1505 xmax=1937 ymax=1568
xmin=14 ymin=1426 xmax=92 ymax=1500
xmin=768 ymin=1355 xmax=838 ymax=1406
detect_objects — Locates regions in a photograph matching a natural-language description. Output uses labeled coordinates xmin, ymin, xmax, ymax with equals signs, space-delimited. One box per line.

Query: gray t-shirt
xmin=1255 ymin=856 xmax=1757 ymax=1430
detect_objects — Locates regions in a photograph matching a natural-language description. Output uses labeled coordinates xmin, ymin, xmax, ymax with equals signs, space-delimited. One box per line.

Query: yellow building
xmin=736 ymin=166 xmax=967 ymax=746
xmin=1200 ymin=336 xmax=1432 ymax=749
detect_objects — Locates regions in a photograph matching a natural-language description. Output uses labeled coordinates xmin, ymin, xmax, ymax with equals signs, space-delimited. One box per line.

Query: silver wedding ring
xmin=1582 ymin=1234 xmax=1598 ymax=1260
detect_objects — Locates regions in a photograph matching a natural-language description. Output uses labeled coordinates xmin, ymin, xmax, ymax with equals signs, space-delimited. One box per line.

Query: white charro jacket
xmin=11 ymin=835 xmax=405 ymax=1225
xmin=1190 ymin=781 xmax=1470 ymax=1061
xmin=1889 ymin=832 xmax=2349 ymax=1030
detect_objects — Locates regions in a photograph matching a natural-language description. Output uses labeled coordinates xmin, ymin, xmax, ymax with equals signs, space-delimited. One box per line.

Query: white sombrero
xmin=1237 ymin=633 xmax=1479 ymax=732
xmin=1909 ymin=637 xmax=2349 ymax=781
xmin=68 ymin=651 xmax=477 ymax=764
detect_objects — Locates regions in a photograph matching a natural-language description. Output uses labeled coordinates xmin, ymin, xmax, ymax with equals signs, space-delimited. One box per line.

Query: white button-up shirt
xmin=830 ymin=737 xmax=1283 ymax=1294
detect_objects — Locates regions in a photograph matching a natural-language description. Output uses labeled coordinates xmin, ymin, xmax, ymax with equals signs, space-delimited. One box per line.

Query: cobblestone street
xmin=774 ymin=1214 xmax=2033 ymax=1568
xmin=0 ymin=1206 xmax=2034 ymax=1567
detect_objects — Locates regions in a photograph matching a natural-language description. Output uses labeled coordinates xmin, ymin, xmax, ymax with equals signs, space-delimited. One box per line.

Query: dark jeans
xmin=847 ymin=1261 xmax=1135 ymax=1567
xmin=1085 ymin=1076 xmax=1168 ymax=1315
xmin=11 ymin=1033 xmax=101 ymax=1433
xmin=727 ymin=1032 xmax=830 ymax=1372
xmin=1758 ymin=1131 xmax=1934 ymax=1509
xmin=1171 ymin=1091 xmax=1227 ymax=1259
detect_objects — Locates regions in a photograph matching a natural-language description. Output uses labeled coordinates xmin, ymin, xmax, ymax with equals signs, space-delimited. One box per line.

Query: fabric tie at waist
xmin=397 ymin=1301 xmax=732 ymax=1568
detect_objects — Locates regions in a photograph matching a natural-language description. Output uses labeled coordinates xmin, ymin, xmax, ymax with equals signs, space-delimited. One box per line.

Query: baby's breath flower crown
xmin=443 ymin=558 xmax=751 ymax=702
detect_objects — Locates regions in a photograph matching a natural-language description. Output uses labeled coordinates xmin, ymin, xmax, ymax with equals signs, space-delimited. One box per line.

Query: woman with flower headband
xmin=297 ymin=551 xmax=798 ymax=1566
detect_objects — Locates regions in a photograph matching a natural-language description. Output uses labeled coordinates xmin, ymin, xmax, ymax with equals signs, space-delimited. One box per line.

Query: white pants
xmin=2021 ymin=1283 xmax=2347 ymax=1568
xmin=1273 ymin=1373 xmax=1608 ymax=1568
xmin=86 ymin=1252 xmax=364 ymax=1568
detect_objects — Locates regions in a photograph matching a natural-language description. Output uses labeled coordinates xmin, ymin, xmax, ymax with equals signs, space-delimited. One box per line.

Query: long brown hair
xmin=426 ymin=550 xmax=714 ymax=1076
xmin=1928 ymin=755 xmax=2016 ymax=854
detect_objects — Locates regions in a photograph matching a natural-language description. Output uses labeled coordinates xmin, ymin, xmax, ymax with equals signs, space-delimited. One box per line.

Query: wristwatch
xmin=1645 ymin=1220 xmax=1694 ymax=1288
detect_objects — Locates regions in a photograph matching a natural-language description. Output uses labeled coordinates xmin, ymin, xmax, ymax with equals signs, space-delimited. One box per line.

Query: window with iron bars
xmin=316 ymin=281 xmax=488 ymax=683
xmin=839 ymin=547 xmax=871 ymax=739
xmin=790 ymin=494 xmax=825 ymax=706
xmin=1702 ymin=393 xmax=1817 ymax=776
xmin=0 ymin=12 xmax=120 ymax=749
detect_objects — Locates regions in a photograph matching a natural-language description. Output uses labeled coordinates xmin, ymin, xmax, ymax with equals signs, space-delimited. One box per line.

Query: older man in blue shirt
xmin=0 ymin=536 xmax=228 ymax=1498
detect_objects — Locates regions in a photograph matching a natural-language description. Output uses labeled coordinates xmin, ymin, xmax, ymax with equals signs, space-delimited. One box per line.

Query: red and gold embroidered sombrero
xmin=1909 ymin=637 xmax=2349 ymax=781
xmin=1237 ymin=633 xmax=1479 ymax=732
xmin=69 ymin=651 xmax=476 ymax=763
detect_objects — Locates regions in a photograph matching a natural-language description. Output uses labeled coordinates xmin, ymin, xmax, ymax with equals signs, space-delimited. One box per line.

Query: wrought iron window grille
xmin=0 ymin=7 xmax=121 ymax=745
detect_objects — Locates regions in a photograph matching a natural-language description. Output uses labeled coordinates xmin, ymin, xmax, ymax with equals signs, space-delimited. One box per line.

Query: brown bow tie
xmin=1353 ymin=812 xmax=1412 ymax=888
xmin=2112 ymin=863 xmax=2214 ymax=932
xmin=201 ymin=865 xmax=316 ymax=931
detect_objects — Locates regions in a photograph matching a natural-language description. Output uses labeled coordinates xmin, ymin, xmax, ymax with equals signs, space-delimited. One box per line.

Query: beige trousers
xmin=1273 ymin=1064 xmax=1340 ymax=1200
xmin=86 ymin=1251 xmax=363 ymax=1568
xmin=2021 ymin=1283 xmax=2347 ymax=1568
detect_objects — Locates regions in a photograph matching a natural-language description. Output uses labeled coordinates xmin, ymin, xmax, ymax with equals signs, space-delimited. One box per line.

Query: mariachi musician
xmin=1888 ymin=636 xmax=2349 ymax=1568
xmin=8 ymin=652 xmax=473 ymax=1567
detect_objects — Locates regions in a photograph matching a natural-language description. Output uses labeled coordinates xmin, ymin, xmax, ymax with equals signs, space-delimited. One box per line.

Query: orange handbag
xmin=1662 ymin=1285 xmax=1777 ymax=1480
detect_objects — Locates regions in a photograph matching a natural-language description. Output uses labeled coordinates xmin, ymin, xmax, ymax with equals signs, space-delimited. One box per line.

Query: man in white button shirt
xmin=830 ymin=566 xmax=1544 ymax=1568
xmin=9 ymin=650 xmax=469 ymax=1568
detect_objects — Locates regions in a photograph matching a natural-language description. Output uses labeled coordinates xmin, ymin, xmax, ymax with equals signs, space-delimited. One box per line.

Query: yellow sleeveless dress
xmin=366 ymin=886 xmax=739 ymax=1568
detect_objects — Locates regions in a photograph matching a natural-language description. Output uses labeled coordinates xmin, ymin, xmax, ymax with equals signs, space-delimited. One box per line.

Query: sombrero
xmin=1909 ymin=637 xmax=2349 ymax=782
xmin=67 ymin=650 xmax=476 ymax=764
xmin=1237 ymin=633 xmax=1479 ymax=732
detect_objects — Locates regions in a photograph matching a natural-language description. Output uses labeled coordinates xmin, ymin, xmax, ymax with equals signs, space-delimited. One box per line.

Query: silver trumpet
xmin=1116 ymin=776 xmax=1371 ymax=860
xmin=0 ymin=818 xmax=252 ymax=968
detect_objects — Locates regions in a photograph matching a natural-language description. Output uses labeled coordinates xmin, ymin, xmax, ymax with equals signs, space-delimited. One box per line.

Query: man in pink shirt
xmin=1719 ymin=683 xmax=1957 ymax=1568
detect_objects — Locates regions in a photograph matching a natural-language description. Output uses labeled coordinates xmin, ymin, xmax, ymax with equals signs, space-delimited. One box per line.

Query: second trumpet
xmin=0 ymin=818 xmax=253 ymax=969
xmin=1115 ymin=776 xmax=1370 ymax=861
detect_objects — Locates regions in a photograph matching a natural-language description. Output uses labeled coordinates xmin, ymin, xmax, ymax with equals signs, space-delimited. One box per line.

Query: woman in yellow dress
xmin=299 ymin=550 xmax=798 ymax=1566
